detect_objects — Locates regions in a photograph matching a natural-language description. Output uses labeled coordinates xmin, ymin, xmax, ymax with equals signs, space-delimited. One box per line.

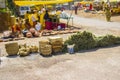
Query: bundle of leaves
xmin=62 ymin=31 xmax=120 ymax=53
xmin=63 ymin=31 xmax=97 ymax=52
xmin=96 ymin=35 xmax=120 ymax=47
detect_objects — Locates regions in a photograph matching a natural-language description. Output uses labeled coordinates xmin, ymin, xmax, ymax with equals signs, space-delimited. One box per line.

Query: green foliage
xmin=96 ymin=35 xmax=119 ymax=47
xmin=63 ymin=31 xmax=120 ymax=52
xmin=0 ymin=9 xmax=7 ymax=13
xmin=7 ymin=0 xmax=15 ymax=15
xmin=64 ymin=31 xmax=97 ymax=52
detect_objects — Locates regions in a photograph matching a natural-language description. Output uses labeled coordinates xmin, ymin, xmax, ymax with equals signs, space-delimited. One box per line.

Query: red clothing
xmin=12 ymin=24 xmax=21 ymax=33
xmin=89 ymin=4 xmax=92 ymax=10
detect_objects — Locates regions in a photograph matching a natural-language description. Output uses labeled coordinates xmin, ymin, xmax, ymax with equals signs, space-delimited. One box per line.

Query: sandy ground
xmin=0 ymin=10 xmax=120 ymax=80
xmin=66 ymin=10 xmax=120 ymax=22
xmin=0 ymin=46 xmax=120 ymax=80
xmin=64 ymin=10 xmax=120 ymax=36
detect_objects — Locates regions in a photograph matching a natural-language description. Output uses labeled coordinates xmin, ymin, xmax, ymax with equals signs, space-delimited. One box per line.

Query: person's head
xmin=31 ymin=10 xmax=35 ymax=14
xmin=26 ymin=11 xmax=29 ymax=14
xmin=46 ymin=10 xmax=48 ymax=13
xmin=16 ymin=18 xmax=19 ymax=23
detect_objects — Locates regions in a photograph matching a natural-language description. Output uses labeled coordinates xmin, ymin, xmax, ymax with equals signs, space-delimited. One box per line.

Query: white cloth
xmin=60 ymin=11 xmax=68 ymax=18
xmin=35 ymin=22 xmax=41 ymax=31
xmin=31 ymin=14 xmax=36 ymax=22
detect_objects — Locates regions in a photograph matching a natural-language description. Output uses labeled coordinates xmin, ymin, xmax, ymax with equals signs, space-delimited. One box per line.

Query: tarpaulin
xmin=14 ymin=0 xmax=73 ymax=6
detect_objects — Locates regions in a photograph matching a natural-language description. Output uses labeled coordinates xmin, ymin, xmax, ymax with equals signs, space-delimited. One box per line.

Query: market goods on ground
xmin=5 ymin=42 xmax=19 ymax=56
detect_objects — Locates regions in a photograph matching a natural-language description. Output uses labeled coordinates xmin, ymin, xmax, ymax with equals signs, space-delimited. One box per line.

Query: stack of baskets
xmin=48 ymin=37 xmax=63 ymax=53
xmin=5 ymin=42 xmax=19 ymax=56
xmin=39 ymin=40 xmax=52 ymax=56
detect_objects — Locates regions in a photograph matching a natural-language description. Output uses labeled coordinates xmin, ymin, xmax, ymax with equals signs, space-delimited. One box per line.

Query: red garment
xmin=12 ymin=24 xmax=21 ymax=33
xmin=45 ymin=21 xmax=53 ymax=30
xmin=89 ymin=4 xmax=92 ymax=10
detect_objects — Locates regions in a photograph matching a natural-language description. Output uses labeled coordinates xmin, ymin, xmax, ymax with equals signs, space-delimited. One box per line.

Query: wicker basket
xmin=51 ymin=43 xmax=63 ymax=46
xmin=39 ymin=40 xmax=49 ymax=45
xmin=48 ymin=37 xmax=63 ymax=44
xmin=10 ymin=16 xmax=16 ymax=26
xmin=40 ymin=49 xmax=52 ymax=56
xmin=39 ymin=44 xmax=52 ymax=56
xmin=53 ymin=48 xmax=62 ymax=53
xmin=52 ymin=46 xmax=62 ymax=49
xmin=5 ymin=42 xmax=19 ymax=56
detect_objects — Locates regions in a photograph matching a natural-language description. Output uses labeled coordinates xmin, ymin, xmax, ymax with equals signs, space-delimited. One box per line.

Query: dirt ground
xmin=66 ymin=10 xmax=120 ymax=22
xmin=0 ymin=10 xmax=120 ymax=80
xmin=0 ymin=46 xmax=120 ymax=80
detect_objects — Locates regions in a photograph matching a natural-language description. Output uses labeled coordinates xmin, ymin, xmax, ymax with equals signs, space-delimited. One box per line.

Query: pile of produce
xmin=39 ymin=40 xmax=52 ymax=56
xmin=48 ymin=37 xmax=63 ymax=53
xmin=96 ymin=35 xmax=120 ymax=47
xmin=26 ymin=28 xmax=39 ymax=38
xmin=18 ymin=44 xmax=30 ymax=56
xmin=5 ymin=31 xmax=120 ymax=57
xmin=18 ymin=44 xmax=38 ymax=56
xmin=29 ymin=45 xmax=38 ymax=53
xmin=63 ymin=31 xmax=96 ymax=52
xmin=63 ymin=31 xmax=120 ymax=52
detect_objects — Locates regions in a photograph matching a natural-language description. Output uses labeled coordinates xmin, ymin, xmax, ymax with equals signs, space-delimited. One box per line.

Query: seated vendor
xmin=35 ymin=20 xmax=41 ymax=32
xmin=11 ymin=22 xmax=21 ymax=38
xmin=24 ymin=19 xmax=32 ymax=30
xmin=44 ymin=10 xmax=51 ymax=21
xmin=22 ymin=19 xmax=32 ymax=37
xmin=60 ymin=10 xmax=69 ymax=19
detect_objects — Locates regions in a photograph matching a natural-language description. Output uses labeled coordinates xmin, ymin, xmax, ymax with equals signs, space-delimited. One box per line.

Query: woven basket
xmin=39 ymin=40 xmax=49 ymax=45
xmin=5 ymin=42 xmax=19 ymax=56
xmin=40 ymin=44 xmax=51 ymax=49
xmin=40 ymin=49 xmax=52 ymax=56
xmin=39 ymin=44 xmax=52 ymax=55
xmin=52 ymin=46 xmax=62 ymax=49
xmin=51 ymin=43 xmax=63 ymax=46
xmin=48 ymin=37 xmax=63 ymax=44
xmin=10 ymin=16 xmax=16 ymax=26
xmin=53 ymin=48 xmax=62 ymax=53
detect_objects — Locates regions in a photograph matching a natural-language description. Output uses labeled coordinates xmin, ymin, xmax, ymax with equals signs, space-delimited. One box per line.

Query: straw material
xmin=53 ymin=48 xmax=62 ymax=53
xmin=48 ymin=37 xmax=63 ymax=53
xmin=39 ymin=44 xmax=52 ymax=56
xmin=5 ymin=42 xmax=19 ymax=56
xmin=40 ymin=44 xmax=51 ymax=49
xmin=51 ymin=43 xmax=63 ymax=46
xmin=10 ymin=16 xmax=16 ymax=26
xmin=40 ymin=49 xmax=52 ymax=56
xmin=39 ymin=40 xmax=49 ymax=45
xmin=48 ymin=37 xmax=63 ymax=44
xmin=52 ymin=46 xmax=62 ymax=49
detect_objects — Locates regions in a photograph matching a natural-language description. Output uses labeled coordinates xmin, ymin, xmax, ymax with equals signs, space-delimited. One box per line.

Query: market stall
xmin=14 ymin=0 xmax=73 ymax=6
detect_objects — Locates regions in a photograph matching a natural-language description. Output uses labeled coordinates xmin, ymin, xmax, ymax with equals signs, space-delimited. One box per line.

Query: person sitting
xmin=11 ymin=23 xmax=21 ymax=38
xmin=24 ymin=11 xmax=29 ymax=21
xmin=60 ymin=10 xmax=68 ymax=19
xmin=22 ymin=19 xmax=31 ymax=37
xmin=35 ymin=20 xmax=41 ymax=32
xmin=24 ymin=19 xmax=32 ymax=30
xmin=31 ymin=11 xmax=37 ymax=27
xmin=44 ymin=10 xmax=50 ymax=21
